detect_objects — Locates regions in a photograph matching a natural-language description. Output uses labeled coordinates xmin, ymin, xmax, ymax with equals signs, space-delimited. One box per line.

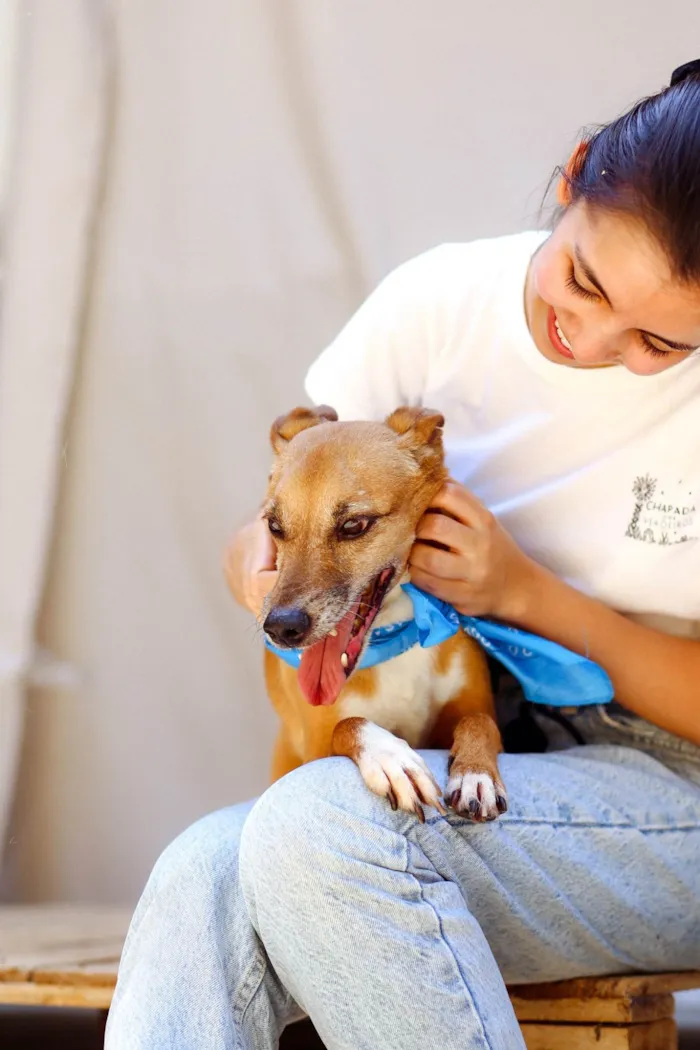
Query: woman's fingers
xmin=429 ymin=480 xmax=490 ymax=526
xmin=412 ymin=480 xmax=534 ymax=620
xmin=409 ymin=539 xmax=464 ymax=579
xmin=416 ymin=510 xmax=467 ymax=551
xmin=223 ymin=516 xmax=279 ymax=618
xmin=251 ymin=569 xmax=278 ymax=619
xmin=255 ymin=516 xmax=279 ymax=572
xmin=409 ymin=567 xmax=475 ymax=611
xmin=412 ymin=484 xmax=483 ymax=585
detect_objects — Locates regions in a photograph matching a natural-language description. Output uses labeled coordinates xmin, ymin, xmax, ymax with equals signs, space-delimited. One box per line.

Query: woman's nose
xmin=568 ymin=329 xmax=620 ymax=365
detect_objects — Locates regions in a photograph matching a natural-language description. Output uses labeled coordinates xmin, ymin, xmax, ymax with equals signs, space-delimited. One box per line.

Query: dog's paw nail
xmin=447 ymin=771 xmax=504 ymax=822
xmin=358 ymin=728 xmax=444 ymax=818
xmin=434 ymin=798 xmax=447 ymax=817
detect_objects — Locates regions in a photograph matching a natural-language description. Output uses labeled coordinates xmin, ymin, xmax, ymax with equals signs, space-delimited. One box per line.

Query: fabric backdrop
xmin=0 ymin=0 xmax=694 ymax=903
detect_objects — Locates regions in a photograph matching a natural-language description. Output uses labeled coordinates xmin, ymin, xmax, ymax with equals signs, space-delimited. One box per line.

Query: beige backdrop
xmin=1 ymin=0 xmax=695 ymax=904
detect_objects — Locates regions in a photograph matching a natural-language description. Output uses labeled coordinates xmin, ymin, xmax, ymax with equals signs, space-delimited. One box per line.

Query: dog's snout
xmin=264 ymin=606 xmax=312 ymax=647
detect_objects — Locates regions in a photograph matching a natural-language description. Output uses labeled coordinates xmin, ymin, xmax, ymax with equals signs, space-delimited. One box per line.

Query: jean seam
xmin=232 ymin=948 xmax=276 ymax=1050
xmin=438 ymin=817 xmax=700 ymax=831
xmin=403 ymin=834 xmax=497 ymax=1050
xmin=233 ymin=952 xmax=266 ymax=1018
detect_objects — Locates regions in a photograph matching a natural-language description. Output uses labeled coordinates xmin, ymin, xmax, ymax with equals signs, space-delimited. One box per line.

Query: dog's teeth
xmin=329 ymin=629 xmax=338 ymax=637
xmin=340 ymin=653 xmax=348 ymax=668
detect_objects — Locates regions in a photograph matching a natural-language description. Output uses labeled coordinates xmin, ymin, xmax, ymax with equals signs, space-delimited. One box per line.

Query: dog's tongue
xmin=298 ymin=605 xmax=357 ymax=706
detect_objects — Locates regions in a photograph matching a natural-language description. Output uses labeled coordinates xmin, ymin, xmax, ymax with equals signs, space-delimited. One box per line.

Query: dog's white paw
xmin=355 ymin=723 xmax=446 ymax=822
xmin=445 ymin=769 xmax=507 ymax=822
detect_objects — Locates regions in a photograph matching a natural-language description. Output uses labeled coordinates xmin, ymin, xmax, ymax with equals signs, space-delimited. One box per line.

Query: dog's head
xmin=262 ymin=404 xmax=447 ymax=706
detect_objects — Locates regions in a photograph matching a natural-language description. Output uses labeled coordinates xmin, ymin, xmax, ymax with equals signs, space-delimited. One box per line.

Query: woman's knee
xmin=239 ymin=757 xmax=411 ymax=926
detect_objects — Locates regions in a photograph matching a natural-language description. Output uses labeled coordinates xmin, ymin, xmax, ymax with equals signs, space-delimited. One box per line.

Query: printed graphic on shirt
xmin=625 ymin=475 xmax=697 ymax=545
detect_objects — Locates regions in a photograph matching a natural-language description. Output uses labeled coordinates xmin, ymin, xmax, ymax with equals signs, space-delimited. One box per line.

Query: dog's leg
xmin=444 ymin=712 xmax=507 ymax=822
xmin=271 ymin=729 xmax=303 ymax=782
xmin=332 ymin=717 xmax=446 ymax=822
xmin=427 ymin=635 xmax=507 ymax=822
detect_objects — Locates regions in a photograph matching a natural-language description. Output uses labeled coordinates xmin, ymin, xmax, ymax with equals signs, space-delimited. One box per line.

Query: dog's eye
xmin=267 ymin=519 xmax=285 ymax=539
xmin=338 ymin=517 xmax=373 ymax=539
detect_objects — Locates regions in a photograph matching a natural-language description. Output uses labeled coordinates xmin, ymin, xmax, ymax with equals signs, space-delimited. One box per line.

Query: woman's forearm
xmin=514 ymin=562 xmax=700 ymax=746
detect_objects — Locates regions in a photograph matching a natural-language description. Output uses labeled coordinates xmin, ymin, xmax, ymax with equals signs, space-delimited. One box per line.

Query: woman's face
xmin=525 ymin=203 xmax=700 ymax=375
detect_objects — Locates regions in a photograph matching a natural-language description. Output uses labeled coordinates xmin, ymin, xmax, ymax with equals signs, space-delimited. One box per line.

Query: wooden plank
xmin=521 ymin=1018 xmax=677 ymax=1050
xmin=512 ymin=993 xmax=674 ymax=1025
xmin=0 ymin=907 xmax=130 ymax=960
xmin=0 ymin=940 xmax=125 ymax=981
xmin=0 ymin=980 xmax=114 ymax=1009
xmin=31 ymin=960 xmax=121 ymax=988
xmin=511 ymin=971 xmax=700 ymax=1000
xmin=0 ymin=905 xmax=129 ymax=1000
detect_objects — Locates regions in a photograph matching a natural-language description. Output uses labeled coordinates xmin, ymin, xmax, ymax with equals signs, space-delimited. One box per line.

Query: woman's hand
xmin=223 ymin=515 xmax=278 ymax=618
xmin=409 ymin=480 xmax=538 ymax=621
xmin=410 ymin=484 xmax=700 ymax=746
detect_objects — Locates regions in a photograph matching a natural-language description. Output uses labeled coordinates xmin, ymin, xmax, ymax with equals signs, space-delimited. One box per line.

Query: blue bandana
xmin=264 ymin=583 xmax=613 ymax=708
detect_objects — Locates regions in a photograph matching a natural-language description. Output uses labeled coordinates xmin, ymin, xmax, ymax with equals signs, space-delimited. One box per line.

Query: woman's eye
xmin=565 ymin=268 xmax=599 ymax=302
xmin=338 ymin=517 xmax=373 ymax=539
xmin=638 ymin=333 xmax=671 ymax=359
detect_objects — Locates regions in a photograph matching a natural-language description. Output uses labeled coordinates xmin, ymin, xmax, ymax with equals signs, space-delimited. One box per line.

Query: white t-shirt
xmin=305 ymin=232 xmax=700 ymax=639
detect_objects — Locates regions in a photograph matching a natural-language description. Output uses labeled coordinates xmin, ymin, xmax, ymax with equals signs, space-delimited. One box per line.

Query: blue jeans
xmin=105 ymin=705 xmax=700 ymax=1050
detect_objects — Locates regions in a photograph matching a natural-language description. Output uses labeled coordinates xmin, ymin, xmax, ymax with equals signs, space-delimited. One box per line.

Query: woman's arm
xmin=410 ymin=482 xmax=700 ymax=746
xmin=511 ymin=561 xmax=700 ymax=745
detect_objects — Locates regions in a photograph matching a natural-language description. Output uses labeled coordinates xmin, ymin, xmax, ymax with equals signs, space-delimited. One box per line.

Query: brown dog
xmin=261 ymin=405 xmax=507 ymax=822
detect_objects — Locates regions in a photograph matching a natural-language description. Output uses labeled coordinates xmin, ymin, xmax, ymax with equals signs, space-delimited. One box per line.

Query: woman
xmin=106 ymin=62 xmax=700 ymax=1049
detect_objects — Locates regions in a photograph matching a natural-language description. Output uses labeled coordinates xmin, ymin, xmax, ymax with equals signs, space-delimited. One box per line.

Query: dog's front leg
xmin=445 ymin=713 xmax=508 ymax=822
xmin=332 ymin=717 xmax=446 ymax=822
xmin=270 ymin=729 xmax=303 ymax=783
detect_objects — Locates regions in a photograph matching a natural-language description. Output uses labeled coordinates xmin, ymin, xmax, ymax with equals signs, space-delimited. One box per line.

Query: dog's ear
xmin=270 ymin=405 xmax=338 ymax=453
xmin=385 ymin=407 xmax=445 ymax=461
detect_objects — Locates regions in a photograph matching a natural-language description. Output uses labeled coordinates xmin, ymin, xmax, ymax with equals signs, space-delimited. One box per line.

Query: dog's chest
xmin=338 ymin=640 xmax=468 ymax=749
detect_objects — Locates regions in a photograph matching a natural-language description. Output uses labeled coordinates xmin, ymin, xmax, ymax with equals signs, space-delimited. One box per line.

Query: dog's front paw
xmin=355 ymin=724 xmax=446 ymax=822
xmin=445 ymin=764 xmax=507 ymax=822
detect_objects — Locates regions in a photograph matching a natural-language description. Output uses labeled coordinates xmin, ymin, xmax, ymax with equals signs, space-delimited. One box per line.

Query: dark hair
xmin=560 ymin=65 xmax=700 ymax=283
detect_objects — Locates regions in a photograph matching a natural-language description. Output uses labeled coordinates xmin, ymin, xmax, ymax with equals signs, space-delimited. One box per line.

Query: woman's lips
xmin=547 ymin=307 xmax=575 ymax=359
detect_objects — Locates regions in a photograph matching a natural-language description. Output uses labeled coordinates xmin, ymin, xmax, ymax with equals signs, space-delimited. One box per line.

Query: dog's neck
xmin=372 ymin=572 xmax=415 ymax=631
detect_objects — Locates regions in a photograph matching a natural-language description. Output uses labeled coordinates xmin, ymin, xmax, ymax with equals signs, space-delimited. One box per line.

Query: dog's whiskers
xmin=244 ymin=621 xmax=267 ymax=646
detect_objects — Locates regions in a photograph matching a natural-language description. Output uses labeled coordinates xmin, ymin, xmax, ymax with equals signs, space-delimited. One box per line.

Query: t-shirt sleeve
xmin=304 ymin=245 xmax=462 ymax=421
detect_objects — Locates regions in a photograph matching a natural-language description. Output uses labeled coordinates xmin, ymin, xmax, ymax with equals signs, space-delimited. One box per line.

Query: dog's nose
xmin=264 ymin=606 xmax=312 ymax=647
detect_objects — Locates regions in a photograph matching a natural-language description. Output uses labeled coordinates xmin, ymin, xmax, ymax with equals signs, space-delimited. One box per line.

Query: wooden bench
xmin=1 ymin=906 xmax=698 ymax=1048
xmin=0 ymin=905 xmax=130 ymax=1010
xmin=509 ymin=972 xmax=700 ymax=1049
